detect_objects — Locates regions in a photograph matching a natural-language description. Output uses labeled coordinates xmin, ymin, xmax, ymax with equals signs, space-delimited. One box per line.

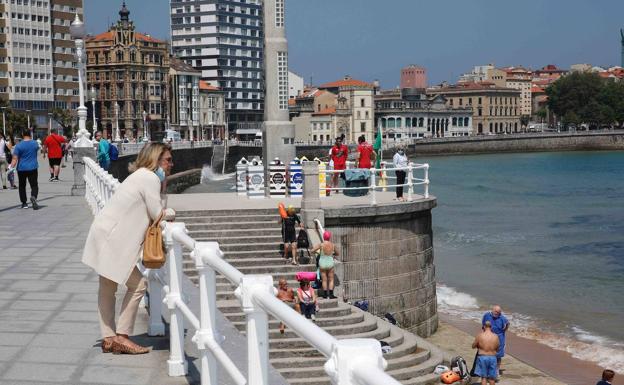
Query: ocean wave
xmin=201 ymin=166 xmax=235 ymax=183
xmin=439 ymin=231 xmax=527 ymax=248
xmin=436 ymin=284 xmax=624 ymax=374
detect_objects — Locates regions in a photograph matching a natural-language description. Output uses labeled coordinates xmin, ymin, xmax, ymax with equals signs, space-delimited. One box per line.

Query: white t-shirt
xmin=0 ymin=139 xmax=6 ymax=160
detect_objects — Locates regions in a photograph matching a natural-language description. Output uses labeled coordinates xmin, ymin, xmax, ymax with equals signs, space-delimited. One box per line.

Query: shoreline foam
xmin=437 ymin=284 xmax=624 ymax=375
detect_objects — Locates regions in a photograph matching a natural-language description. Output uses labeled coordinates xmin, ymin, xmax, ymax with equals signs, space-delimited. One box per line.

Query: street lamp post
xmin=142 ymin=110 xmax=148 ymax=142
xmin=114 ymin=102 xmax=121 ymax=142
xmin=26 ymin=109 xmax=31 ymax=137
xmin=70 ymin=14 xmax=91 ymax=147
xmin=89 ymin=86 xmax=98 ymax=131
xmin=48 ymin=113 xmax=53 ymax=135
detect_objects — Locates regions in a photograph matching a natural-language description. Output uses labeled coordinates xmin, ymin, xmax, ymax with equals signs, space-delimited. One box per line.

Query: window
xmin=360 ymin=98 xmax=365 ymax=107
xmin=360 ymin=122 xmax=366 ymax=132
xmin=275 ymin=0 xmax=284 ymax=27
xmin=277 ymin=52 xmax=288 ymax=110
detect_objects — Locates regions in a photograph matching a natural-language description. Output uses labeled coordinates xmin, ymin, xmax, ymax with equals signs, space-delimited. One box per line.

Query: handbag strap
xmin=150 ymin=211 xmax=166 ymax=229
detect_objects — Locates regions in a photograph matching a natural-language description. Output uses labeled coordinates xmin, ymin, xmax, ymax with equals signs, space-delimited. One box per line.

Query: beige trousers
xmin=98 ymin=266 xmax=147 ymax=338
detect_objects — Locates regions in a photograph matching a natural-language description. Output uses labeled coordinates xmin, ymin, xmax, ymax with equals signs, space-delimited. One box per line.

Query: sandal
xmin=101 ymin=338 xmax=114 ymax=353
xmin=111 ymin=338 xmax=150 ymax=355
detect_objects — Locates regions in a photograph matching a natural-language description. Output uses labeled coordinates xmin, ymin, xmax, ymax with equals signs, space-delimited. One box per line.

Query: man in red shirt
xmin=355 ymin=135 xmax=376 ymax=169
xmin=43 ymin=128 xmax=66 ymax=182
xmin=330 ymin=136 xmax=348 ymax=192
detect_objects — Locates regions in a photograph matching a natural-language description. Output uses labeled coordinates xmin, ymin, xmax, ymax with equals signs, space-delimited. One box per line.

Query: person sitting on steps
xmin=276 ymin=278 xmax=299 ymax=334
xmin=297 ymin=279 xmax=318 ymax=321
xmin=310 ymin=230 xmax=338 ymax=299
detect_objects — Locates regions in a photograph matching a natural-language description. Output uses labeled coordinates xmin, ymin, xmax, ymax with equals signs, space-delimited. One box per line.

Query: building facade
xmin=86 ymin=3 xmax=169 ymax=139
xmin=400 ymin=65 xmax=427 ymax=89
xmin=429 ymin=82 xmax=522 ymax=135
xmin=318 ymin=76 xmax=375 ymax=142
xmin=503 ymin=66 xmax=533 ymax=117
xmin=290 ymin=88 xmax=337 ymax=142
xmin=288 ymin=70 xmax=304 ymax=99
xmin=375 ymin=88 xmax=472 ymax=140
xmin=168 ymin=56 xmax=199 ymax=139
xmin=199 ymin=80 xmax=226 ymax=140
xmin=170 ymin=0 xmax=264 ymax=136
xmin=0 ymin=0 xmax=82 ymax=134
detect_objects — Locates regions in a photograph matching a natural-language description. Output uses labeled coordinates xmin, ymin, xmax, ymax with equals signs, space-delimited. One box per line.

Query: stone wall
xmin=166 ymin=169 xmax=201 ymax=194
xmin=323 ymin=199 xmax=438 ymax=337
xmin=409 ymin=132 xmax=624 ymax=155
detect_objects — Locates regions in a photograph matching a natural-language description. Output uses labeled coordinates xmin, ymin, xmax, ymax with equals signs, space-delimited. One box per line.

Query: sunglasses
xmin=162 ymin=157 xmax=173 ymax=163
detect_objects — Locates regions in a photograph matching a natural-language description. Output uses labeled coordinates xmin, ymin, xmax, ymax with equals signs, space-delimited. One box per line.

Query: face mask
xmin=398 ymin=150 xmax=405 ymax=155
xmin=155 ymin=167 xmax=166 ymax=182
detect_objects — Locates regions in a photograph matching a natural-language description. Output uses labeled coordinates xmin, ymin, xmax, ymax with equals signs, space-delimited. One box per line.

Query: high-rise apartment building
xmin=0 ymin=0 xmax=82 ymax=133
xmin=169 ymin=0 xmax=264 ymax=137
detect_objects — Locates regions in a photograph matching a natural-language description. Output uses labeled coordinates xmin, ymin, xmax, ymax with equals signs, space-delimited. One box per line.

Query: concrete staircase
xmin=177 ymin=208 xmax=444 ymax=385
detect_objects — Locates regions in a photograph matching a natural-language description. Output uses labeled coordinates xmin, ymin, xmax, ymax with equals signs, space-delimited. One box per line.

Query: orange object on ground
xmin=278 ymin=203 xmax=288 ymax=219
xmin=440 ymin=370 xmax=461 ymax=384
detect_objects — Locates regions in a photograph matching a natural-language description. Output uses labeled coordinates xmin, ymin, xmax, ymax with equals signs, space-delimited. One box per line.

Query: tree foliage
xmin=546 ymin=73 xmax=624 ymax=128
xmin=0 ymin=98 xmax=37 ymax=138
xmin=51 ymin=108 xmax=77 ymax=135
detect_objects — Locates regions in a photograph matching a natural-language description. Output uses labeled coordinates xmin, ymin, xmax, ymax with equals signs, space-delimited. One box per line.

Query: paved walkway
xmin=0 ymin=155 xmax=287 ymax=385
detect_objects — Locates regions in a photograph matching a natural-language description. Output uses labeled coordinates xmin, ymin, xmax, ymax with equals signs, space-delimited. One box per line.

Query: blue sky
xmin=85 ymin=0 xmax=624 ymax=87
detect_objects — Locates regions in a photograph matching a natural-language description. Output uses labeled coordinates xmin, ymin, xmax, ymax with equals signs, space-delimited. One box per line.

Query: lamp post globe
xmin=71 ymin=13 xmax=91 ymax=147
xmin=142 ymin=110 xmax=148 ymax=142
xmin=89 ymin=86 xmax=98 ymax=132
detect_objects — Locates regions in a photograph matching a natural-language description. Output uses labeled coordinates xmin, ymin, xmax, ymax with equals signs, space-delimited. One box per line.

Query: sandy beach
xmin=427 ymin=314 xmax=618 ymax=385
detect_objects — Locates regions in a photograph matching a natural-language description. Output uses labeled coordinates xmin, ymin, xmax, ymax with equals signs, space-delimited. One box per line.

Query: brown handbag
xmin=142 ymin=211 xmax=166 ymax=269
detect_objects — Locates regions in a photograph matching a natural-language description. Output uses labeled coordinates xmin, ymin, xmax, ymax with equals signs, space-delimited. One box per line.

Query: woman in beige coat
xmin=82 ymin=143 xmax=175 ymax=354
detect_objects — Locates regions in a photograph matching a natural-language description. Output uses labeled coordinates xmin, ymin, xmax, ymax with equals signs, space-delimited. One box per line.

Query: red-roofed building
xmin=86 ymin=2 xmax=169 ymax=140
xmin=198 ymin=81 xmax=226 ymax=140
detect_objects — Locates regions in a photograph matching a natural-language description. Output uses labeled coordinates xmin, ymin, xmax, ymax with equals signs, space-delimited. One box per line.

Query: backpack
xmin=109 ymin=143 xmax=119 ymax=161
xmin=450 ymin=356 xmax=469 ymax=379
xmin=353 ymin=300 xmax=369 ymax=312
xmin=296 ymin=229 xmax=310 ymax=249
xmin=383 ymin=313 xmax=397 ymax=325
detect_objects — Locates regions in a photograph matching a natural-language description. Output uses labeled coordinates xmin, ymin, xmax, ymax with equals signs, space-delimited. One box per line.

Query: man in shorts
xmin=472 ymin=321 xmax=500 ymax=385
xmin=42 ymin=128 xmax=66 ymax=182
xmin=276 ymin=279 xmax=299 ymax=334
xmin=330 ymin=136 xmax=348 ymax=192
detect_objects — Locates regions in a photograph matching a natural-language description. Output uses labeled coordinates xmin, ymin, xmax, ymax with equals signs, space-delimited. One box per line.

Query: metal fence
xmin=82 ymin=157 xmax=402 ymax=385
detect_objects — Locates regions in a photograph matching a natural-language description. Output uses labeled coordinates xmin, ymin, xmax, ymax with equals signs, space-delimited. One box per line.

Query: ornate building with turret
xmin=86 ymin=2 xmax=169 ymax=139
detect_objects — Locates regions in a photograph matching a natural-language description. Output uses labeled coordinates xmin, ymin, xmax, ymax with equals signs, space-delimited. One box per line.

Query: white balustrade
xmin=83 ymin=158 xmax=403 ymax=385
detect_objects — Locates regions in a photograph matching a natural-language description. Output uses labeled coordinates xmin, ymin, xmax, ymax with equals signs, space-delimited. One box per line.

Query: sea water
xmin=184 ymin=153 xmax=624 ymax=372
xmin=413 ymin=151 xmax=624 ymax=373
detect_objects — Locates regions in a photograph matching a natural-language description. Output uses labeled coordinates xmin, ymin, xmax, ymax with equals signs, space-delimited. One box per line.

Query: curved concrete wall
xmin=324 ymin=199 xmax=438 ymax=337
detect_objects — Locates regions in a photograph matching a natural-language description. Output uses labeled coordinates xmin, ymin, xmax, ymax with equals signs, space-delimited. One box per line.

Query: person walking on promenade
xmin=355 ymin=135 xmax=375 ymax=169
xmin=42 ymin=128 xmax=66 ymax=181
xmin=276 ymin=278 xmax=299 ymax=334
xmin=4 ymin=135 xmax=17 ymax=189
xmin=9 ymin=129 xmax=40 ymax=209
xmin=297 ymin=279 xmax=318 ymax=321
xmin=393 ymin=145 xmax=408 ymax=202
xmin=330 ymin=136 xmax=348 ymax=193
xmin=82 ymin=143 xmax=175 ymax=354
xmin=472 ymin=320 xmax=500 ymax=385
xmin=482 ymin=305 xmax=509 ymax=376
xmin=280 ymin=206 xmax=303 ymax=265
xmin=94 ymin=131 xmax=111 ymax=171
xmin=310 ymin=230 xmax=339 ymax=299
xmin=597 ymin=369 xmax=615 ymax=385
xmin=0 ymin=133 xmax=9 ymax=189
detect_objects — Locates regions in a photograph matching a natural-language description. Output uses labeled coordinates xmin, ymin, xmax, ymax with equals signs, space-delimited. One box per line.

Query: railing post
xmin=236 ymin=275 xmax=274 ymax=385
xmin=163 ymin=222 xmax=188 ymax=376
xmin=424 ymin=164 xmax=430 ymax=199
xmin=147 ymin=269 xmax=166 ymax=336
xmin=324 ymin=339 xmax=387 ymax=385
xmin=194 ymin=242 xmax=221 ymax=385
xmin=370 ymin=167 xmax=376 ymax=206
xmin=407 ymin=162 xmax=414 ymax=202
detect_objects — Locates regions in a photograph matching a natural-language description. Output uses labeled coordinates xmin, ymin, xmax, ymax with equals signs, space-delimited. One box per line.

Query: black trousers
xmin=17 ymin=169 xmax=38 ymax=204
xmin=396 ymin=170 xmax=406 ymax=198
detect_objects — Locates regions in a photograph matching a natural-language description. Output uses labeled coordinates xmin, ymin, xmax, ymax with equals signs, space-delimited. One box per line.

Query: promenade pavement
xmin=0 ymin=155 xmax=289 ymax=385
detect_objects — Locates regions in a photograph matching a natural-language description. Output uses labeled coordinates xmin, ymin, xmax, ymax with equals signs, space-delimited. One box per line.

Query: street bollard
xmin=246 ymin=158 xmax=264 ymax=199
xmin=269 ymin=158 xmax=287 ymax=198
xmin=288 ymin=158 xmax=303 ymax=198
xmin=236 ymin=157 xmax=249 ymax=196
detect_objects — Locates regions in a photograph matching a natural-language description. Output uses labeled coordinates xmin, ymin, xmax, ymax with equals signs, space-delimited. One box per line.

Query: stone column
xmin=71 ymin=146 xmax=96 ymax=196
xmin=262 ymin=0 xmax=296 ymax=194
xmin=301 ymin=161 xmax=324 ymax=231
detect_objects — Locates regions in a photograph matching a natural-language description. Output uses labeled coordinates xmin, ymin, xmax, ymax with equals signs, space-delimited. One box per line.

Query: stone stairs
xmin=177 ymin=208 xmax=444 ymax=385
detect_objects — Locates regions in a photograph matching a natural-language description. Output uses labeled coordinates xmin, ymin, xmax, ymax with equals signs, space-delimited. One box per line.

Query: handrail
xmin=83 ymin=157 xmax=402 ymax=385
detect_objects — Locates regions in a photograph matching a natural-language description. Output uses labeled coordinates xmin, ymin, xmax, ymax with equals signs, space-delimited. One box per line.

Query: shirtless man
xmin=276 ymin=279 xmax=299 ymax=334
xmin=472 ymin=321 xmax=500 ymax=385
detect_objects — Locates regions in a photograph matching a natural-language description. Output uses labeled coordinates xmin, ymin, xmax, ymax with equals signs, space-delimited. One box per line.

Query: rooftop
xmin=86 ymin=30 xmax=165 ymax=44
xmin=199 ymin=80 xmax=221 ymax=91
xmin=318 ymin=76 xmax=373 ymax=89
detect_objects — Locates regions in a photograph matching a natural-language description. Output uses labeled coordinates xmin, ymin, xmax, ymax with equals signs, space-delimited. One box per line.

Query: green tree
xmin=520 ymin=115 xmax=530 ymax=128
xmin=536 ymin=108 xmax=548 ymax=123
xmin=546 ymin=72 xmax=604 ymax=127
xmin=50 ymin=108 xmax=76 ymax=135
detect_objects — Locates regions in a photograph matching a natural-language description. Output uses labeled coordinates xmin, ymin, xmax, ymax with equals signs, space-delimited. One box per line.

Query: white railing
xmin=323 ymin=162 xmax=430 ymax=205
xmin=82 ymin=157 xmax=402 ymax=385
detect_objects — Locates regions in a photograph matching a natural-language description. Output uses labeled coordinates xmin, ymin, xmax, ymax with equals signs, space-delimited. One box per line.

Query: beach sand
xmin=427 ymin=315 xmax=616 ymax=385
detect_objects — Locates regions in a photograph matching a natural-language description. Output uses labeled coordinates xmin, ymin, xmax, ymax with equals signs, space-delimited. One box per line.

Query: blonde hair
xmin=128 ymin=143 xmax=171 ymax=173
